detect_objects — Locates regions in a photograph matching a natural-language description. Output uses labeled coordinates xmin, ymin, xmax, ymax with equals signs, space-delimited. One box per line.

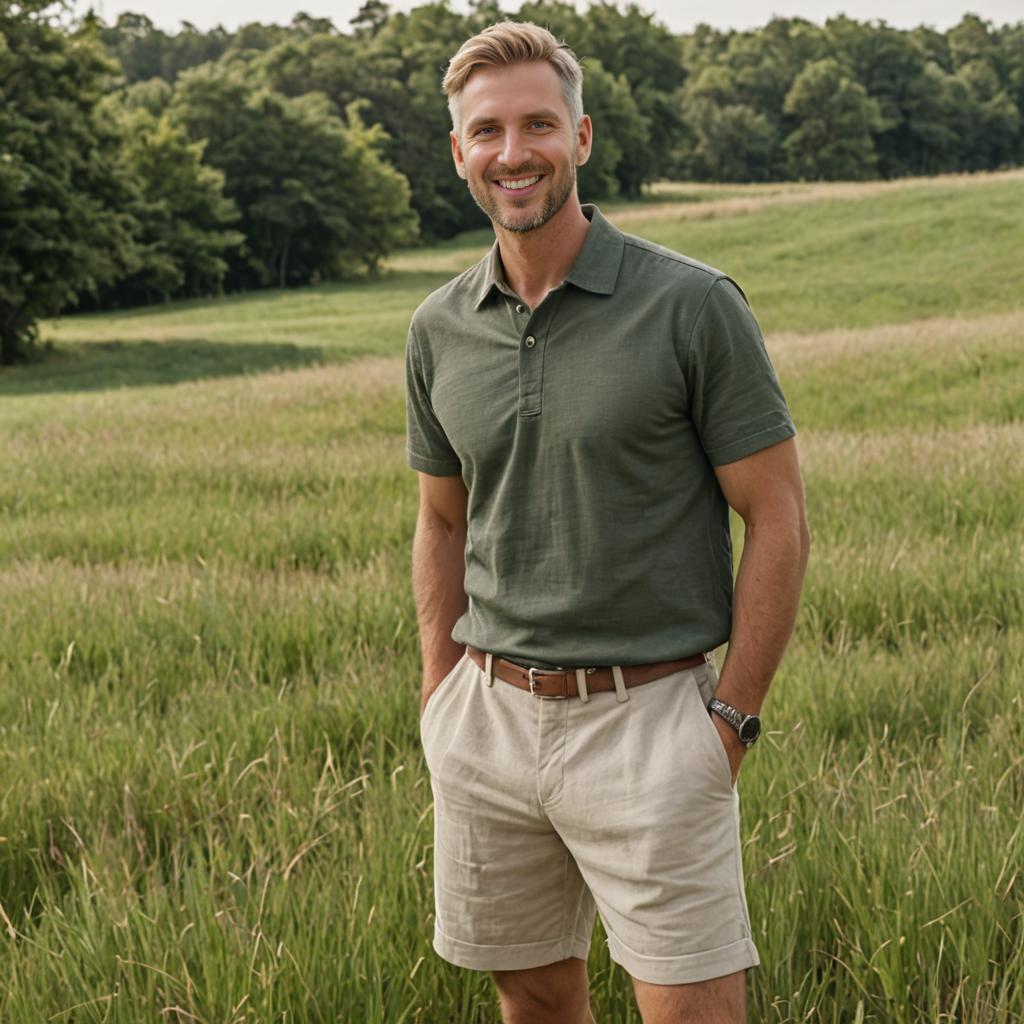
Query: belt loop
xmin=575 ymin=668 xmax=590 ymax=703
xmin=484 ymin=652 xmax=494 ymax=687
xmin=611 ymin=665 xmax=629 ymax=703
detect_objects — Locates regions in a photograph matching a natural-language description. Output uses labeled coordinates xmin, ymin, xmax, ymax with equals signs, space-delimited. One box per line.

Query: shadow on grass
xmin=55 ymin=269 xmax=457 ymax=326
xmin=0 ymin=340 xmax=333 ymax=396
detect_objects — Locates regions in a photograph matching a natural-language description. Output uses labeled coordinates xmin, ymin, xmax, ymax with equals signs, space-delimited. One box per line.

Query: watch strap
xmin=708 ymin=697 xmax=744 ymax=731
xmin=708 ymin=697 xmax=761 ymax=747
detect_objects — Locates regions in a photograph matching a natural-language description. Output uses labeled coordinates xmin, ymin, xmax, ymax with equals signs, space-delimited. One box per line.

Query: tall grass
xmin=1 ymin=172 xmax=1021 ymax=1021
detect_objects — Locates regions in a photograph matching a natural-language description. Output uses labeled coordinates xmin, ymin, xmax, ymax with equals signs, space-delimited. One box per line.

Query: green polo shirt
xmin=405 ymin=205 xmax=795 ymax=669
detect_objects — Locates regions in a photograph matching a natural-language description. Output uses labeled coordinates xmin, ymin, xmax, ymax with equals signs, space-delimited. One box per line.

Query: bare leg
xmin=492 ymin=956 xmax=595 ymax=1024
xmin=631 ymin=969 xmax=747 ymax=1024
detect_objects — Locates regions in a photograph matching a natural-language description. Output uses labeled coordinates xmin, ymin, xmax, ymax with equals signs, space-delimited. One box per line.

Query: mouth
xmin=493 ymin=174 xmax=545 ymax=196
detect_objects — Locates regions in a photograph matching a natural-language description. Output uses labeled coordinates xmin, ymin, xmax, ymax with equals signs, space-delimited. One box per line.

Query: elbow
xmin=417 ymin=503 xmax=466 ymax=543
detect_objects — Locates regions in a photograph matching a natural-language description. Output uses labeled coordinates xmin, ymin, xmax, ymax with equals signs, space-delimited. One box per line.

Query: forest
xmin=2 ymin=0 xmax=1022 ymax=361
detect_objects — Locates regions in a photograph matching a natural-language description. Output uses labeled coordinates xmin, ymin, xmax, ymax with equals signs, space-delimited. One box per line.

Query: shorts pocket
xmin=419 ymin=651 xmax=468 ymax=735
xmin=691 ymin=677 xmax=735 ymax=792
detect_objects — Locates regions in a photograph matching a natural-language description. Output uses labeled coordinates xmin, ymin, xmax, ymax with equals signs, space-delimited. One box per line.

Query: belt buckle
xmin=528 ymin=667 xmax=570 ymax=699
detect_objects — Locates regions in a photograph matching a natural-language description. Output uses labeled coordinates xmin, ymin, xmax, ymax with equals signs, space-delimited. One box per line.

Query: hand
xmin=419 ymin=647 xmax=467 ymax=720
xmin=419 ymin=679 xmax=444 ymax=719
xmin=710 ymin=711 xmax=747 ymax=785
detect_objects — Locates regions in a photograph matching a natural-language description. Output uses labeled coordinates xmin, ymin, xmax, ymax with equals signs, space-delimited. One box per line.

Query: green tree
xmin=997 ymin=23 xmax=1024 ymax=160
xmin=686 ymin=64 xmax=740 ymax=106
xmin=685 ymin=100 xmax=777 ymax=182
xmin=911 ymin=25 xmax=953 ymax=73
xmin=576 ymin=58 xmax=648 ymax=199
xmin=370 ymin=2 xmax=484 ymax=238
xmin=679 ymin=17 xmax=827 ymax=180
xmin=120 ymin=76 xmax=174 ymax=117
xmin=782 ymin=58 xmax=883 ymax=180
xmin=98 ymin=12 xmax=170 ymax=82
xmin=0 ymin=3 xmax=136 ymax=362
xmin=901 ymin=61 xmax=969 ymax=174
xmin=723 ymin=17 xmax=829 ymax=121
xmin=679 ymin=22 xmax=731 ymax=77
xmin=163 ymin=21 xmax=232 ymax=80
xmin=826 ymin=17 xmax=929 ymax=176
xmin=948 ymin=13 xmax=995 ymax=70
xmin=95 ymin=104 xmax=243 ymax=306
xmin=171 ymin=64 xmax=416 ymax=288
xmin=350 ymin=0 xmax=391 ymax=38
xmin=254 ymin=30 xmax=453 ymax=240
xmin=955 ymin=57 xmax=1021 ymax=169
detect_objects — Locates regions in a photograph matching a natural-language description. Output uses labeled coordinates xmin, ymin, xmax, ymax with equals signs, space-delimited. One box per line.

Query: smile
xmin=495 ymin=175 xmax=543 ymax=192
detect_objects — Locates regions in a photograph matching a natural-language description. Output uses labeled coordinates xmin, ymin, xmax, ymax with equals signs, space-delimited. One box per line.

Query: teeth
xmin=499 ymin=176 xmax=541 ymax=190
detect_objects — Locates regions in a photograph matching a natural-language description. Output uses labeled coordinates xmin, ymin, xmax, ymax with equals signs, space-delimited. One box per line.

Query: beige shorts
xmin=419 ymin=651 xmax=760 ymax=985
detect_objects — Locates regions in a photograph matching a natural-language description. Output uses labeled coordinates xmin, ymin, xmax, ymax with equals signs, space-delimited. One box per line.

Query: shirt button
xmin=516 ymin=304 xmax=525 ymax=314
xmin=525 ymin=335 xmax=536 ymax=348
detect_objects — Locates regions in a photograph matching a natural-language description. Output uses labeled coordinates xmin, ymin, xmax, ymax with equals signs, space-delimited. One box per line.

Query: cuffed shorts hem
xmin=605 ymin=927 xmax=760 ymax=986
xmin=433 ymin=925 xmax=592 ymax=973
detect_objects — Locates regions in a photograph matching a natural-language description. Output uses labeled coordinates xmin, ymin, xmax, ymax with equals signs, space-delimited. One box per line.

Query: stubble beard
xmin=468 ymin=159 xmax=577 ymax=235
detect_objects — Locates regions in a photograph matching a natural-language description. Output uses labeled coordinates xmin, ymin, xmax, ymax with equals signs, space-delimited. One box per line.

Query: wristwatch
xmin=707 ymin=697 xmax=762 ymax=748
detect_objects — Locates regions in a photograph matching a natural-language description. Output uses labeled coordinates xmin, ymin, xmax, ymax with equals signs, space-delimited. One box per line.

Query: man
xmin=405 ymin=21 xmax=810 ymax=1024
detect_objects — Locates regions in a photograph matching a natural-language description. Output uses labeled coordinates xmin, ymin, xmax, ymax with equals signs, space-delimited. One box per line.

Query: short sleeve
xmin=685 ymin=278 xmax=796 ymax=466
xmin=405 ymin=326 xmax=462 ymax=476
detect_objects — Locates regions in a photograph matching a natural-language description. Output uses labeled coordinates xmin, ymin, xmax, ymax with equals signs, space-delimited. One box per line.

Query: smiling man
xmin=405 ymin=21 xmax=810 ymax=1024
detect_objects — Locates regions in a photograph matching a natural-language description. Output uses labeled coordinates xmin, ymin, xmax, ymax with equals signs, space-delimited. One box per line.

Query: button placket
xmin=516 ymin=290 xmax=567 ymax=417
xmin=518 ymin=321 xmax=544 ymax=416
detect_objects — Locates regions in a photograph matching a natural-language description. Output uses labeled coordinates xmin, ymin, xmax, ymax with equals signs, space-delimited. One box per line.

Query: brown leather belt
xmin=466 ymin=645 xmax=708 ymax=700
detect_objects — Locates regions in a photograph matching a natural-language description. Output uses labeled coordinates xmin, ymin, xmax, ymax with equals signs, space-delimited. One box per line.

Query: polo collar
xmin=563 ymin=205 xmax=624 ymax=296
xmin=473 ymin=204 xmax=624 ymax=309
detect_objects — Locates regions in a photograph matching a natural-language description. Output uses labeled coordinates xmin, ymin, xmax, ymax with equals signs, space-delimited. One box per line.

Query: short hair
xmin=443 ymin=21 xmax=584 ymax=138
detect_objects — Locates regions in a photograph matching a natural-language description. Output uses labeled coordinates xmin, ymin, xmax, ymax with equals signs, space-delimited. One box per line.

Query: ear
xmin=574 ymin=114 xmax=593 ymax=167
xmin=450 ymin=130 xmax=467 ymax=180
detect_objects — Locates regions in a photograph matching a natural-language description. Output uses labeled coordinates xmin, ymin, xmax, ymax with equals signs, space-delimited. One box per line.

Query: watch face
xmin=738 ymin=715 xmax=761 ymax=745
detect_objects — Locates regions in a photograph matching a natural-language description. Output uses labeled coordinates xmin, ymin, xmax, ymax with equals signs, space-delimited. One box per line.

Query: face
xmin=451 ymin=61 xmax=592 ymax=234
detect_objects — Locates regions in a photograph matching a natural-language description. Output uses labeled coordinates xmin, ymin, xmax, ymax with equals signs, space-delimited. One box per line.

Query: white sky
xmin=81 ymin=0 xmax=1023 ymax=35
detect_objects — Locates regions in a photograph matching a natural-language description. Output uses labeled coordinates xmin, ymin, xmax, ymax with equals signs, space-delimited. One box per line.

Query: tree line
xmin=2 ymin=0 xmax=1022 ymax=363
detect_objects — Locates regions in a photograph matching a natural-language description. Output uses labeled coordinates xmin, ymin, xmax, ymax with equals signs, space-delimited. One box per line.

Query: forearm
xmin=411 ymin=511 xmax=469 ymax=701
xmin=715 ymin=511 xmax=810 ymax=713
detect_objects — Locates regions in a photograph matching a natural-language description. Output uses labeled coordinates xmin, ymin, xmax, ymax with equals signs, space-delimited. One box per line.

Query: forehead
xmin=460 ymin=60 xmax=570 ymax=123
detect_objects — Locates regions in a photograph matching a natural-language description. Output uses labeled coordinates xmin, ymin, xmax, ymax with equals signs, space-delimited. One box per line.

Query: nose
xmin=499 ymin=127 xmax=531 ymax=170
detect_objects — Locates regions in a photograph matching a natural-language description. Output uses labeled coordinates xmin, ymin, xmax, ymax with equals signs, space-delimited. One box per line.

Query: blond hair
xmin=443 ymin=21 xmax=584 ymax=138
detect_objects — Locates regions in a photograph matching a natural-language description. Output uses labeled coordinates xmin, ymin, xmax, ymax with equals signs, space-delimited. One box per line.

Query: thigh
xmin=421 ymin=656 xmax=597 ymax=972
xmin=551 ymin=664 xmax=760 ymax=985
xmin=632 ymin=969 xmax=747 ymax=1024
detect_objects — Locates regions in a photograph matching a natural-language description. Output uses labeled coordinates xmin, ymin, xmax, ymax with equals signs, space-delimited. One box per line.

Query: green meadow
xmin=1 ymin=169 xmax=1022 ymax=1022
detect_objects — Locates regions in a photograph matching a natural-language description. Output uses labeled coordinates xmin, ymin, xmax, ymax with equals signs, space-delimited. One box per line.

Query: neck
xmin=493 ymin=195 xmax=591 ymax=310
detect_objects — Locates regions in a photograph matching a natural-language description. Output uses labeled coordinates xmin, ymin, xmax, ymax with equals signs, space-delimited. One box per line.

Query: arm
xmin=711 ymin=437 xmax=811 ymax=779
xmin=412 ymin=471 xmax=469 ymax=715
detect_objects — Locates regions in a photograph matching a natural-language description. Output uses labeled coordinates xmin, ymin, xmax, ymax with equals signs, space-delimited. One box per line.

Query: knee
xmin=497 ymin=990 xmax=592 ymax=1024
xmin=493 ymin=961 xmax=593 ymax=1024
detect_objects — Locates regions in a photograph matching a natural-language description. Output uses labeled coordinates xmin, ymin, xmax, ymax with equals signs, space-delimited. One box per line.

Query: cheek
xmin=467 ymin=153 xmax=493 ymax=179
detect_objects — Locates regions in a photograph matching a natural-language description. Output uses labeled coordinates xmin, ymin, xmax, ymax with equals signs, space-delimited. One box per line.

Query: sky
xmin=81 ymin=0 xmax=1023 ymax=35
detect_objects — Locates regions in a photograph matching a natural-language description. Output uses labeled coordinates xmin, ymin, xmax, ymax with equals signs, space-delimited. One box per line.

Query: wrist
xmin=708 ymin=696 xmax=762 ymax=748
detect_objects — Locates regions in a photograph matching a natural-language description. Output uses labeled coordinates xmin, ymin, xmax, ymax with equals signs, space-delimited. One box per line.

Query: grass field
xmin=1 ymin=170 xmax=1022 ymax=1022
